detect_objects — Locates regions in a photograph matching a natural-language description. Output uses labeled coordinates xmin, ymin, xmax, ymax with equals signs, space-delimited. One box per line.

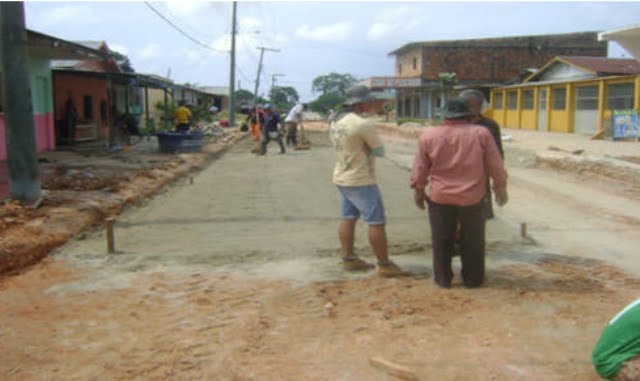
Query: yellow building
xmin=489 ymin=56 xmax=640 ymax=136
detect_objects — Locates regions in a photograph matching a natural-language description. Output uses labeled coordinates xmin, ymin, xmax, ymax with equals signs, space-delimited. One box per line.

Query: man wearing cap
xmin=259 ymin=104 xmax=285 ymax=155
xmin=329 ymin=85 xmax=405 ymax=277
xmin=410 ymin=98 xmax=508 ymax=288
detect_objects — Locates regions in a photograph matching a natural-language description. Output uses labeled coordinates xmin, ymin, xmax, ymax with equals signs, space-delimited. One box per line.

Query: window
xmin=412 ymin=57 xmax=417 ymax=70
xmin=83 ymin=95 xmax=93 ymax=120
xmin=494 ymin=93 xmax=503 ymax=110
xmin=607 ymin=83 xmax=635 ymax=110
xmin=576 ymin=86 xmax=599 ymax=110
xmin=507 ymin=91 xmax=518 ymax=110
xmin=398 ymin=64 xmax=403 ymax=75
xmin=552 ymin=88 xmax=566 ymax=110
xmin=523 ymin=90 xmax=534 ymax=110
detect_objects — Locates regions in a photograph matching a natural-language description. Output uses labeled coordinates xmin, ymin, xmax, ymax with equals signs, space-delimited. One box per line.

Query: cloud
xmin=39 ymin=5 xmax=99 ymax=27
xmin=165 ymin=1 xmax=210 ymax=18
xmin=239 ymin=16 xmax=261 ymax=31
xmin=296 ymin=22 xmax=353 ymax=42
xmin=138 ymin=43 xmax=161 ymax=61
xmin=367 ymin=6 xmax=423 ymax=41
xmin=368 ymin=22 xmax=394 ymax=41
xmin=109 ymin=43 xmax=129 ymax=56
xmin=211 ymin=17 xmax=288 ymax=56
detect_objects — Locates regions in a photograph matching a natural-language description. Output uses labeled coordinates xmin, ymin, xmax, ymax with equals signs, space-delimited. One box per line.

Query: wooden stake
xmin=520 ymin=222 xmax=527 ymax=238
xmin=189 ymin=176 xmax=194 ymax=185
xmin=106 ymin=218 xmax=115 ymax=254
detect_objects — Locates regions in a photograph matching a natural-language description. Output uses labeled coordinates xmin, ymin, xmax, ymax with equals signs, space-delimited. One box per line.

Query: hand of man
xmin=495 ymin=188 xmax=509 ymax=207
xmin=413 ymin=188 xmax=428 ymax=210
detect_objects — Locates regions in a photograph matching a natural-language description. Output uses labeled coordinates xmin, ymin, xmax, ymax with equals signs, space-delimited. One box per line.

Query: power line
xmin=155 ymin=2 xmax=217 ymax=44
xmin=144 ymin=1 xmax=228 ymax=53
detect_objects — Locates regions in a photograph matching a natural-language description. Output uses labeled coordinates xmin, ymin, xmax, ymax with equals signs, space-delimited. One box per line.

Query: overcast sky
xmin=24 ymin=1 xmax=640 ymax=102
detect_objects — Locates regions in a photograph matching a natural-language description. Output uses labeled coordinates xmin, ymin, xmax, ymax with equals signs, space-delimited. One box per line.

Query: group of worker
xmin=329 ymin=85 xmax=506 ymax=280
xmin=330 ymin=85 xmax=640 ymax=381
xmin=246 ymin=102 xmax=307 ymax=155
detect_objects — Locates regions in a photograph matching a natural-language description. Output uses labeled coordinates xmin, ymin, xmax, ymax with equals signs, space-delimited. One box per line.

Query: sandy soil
xmin=1 ymin=128 xmax=639 ymax=380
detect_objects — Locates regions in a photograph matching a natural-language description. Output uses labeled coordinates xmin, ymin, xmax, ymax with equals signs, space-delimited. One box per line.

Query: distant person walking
xmin=259 ymin=104 xmax=285 ymax=155
xmin=246 ymin=107 xmax=264 ymax=142
xmin=174 ymin=101 xmax=192 ymax=132
xmin=285 ymin=102 xmax=306 ymax=146
xmin=459 ymin=89 xmax=504 ymax=219
xmin=411 ymin=98 xmax=508 ymax=288
xmin=593 ymin=298 xmax=640 ymax=380
xmin=330 ymin=85 xmax=404 ymax=277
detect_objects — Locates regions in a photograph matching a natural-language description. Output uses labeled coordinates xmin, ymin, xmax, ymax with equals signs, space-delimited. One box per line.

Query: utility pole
xmin=270 ymin=73 xmax=285 ymax=101
xmin=228 ymin=1 xmax=237 ymax=127
xmin=0 ymin=2 xmax=41 ymax=201
xmin=252 ymin=46 xmax=280 ymax=112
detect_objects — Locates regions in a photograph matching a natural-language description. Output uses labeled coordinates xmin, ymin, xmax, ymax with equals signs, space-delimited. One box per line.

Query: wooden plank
xmin=369 ymin=357 xmax=418 ymax=381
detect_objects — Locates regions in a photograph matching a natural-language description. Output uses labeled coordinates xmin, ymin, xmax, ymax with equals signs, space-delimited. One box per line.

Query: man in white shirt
xmin=284 ymin=103 xmax=306 ymax=146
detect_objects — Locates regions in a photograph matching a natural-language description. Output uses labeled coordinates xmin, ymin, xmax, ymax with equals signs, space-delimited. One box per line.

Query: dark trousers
xmin=176 ymin=123 xmax=190 ymax=133
xmin=483 ymin=178 xmax=494 ymax=219
xmin=260 ymin=133 xmax=285 ymax=154
xmin=428 ymin=200 xmax=486 ymax=288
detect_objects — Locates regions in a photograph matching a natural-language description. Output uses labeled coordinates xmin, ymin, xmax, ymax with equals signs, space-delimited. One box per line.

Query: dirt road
xmin=1 ymin=130 xmax=638 ymax=380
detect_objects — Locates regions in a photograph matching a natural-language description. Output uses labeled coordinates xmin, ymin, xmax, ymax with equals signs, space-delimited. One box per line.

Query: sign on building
xmin=612 ymin=110 xmax=639 ymax=140
xmin=368 ymin=77 xmax=423 ymax=88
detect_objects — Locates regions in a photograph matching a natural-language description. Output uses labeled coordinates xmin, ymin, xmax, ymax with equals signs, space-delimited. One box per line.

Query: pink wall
xmin=0 ymin=113 xmax=55 ymax=161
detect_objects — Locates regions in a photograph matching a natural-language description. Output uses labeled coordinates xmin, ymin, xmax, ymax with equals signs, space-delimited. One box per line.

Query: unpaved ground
xmin=1 ymin=129 xmax=639 ymax=380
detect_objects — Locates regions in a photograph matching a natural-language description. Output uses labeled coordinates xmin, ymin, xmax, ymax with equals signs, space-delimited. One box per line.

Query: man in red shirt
xmin=410 ymin=98 xmax=508 ymax=288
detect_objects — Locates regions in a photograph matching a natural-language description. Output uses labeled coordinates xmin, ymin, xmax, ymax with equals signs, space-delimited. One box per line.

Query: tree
xmin=309 ymin=93 xmax=345 ymax=114
xmin=111 ymin=50 xmax=135 ymax=73
xmin=438 ymin=72 xmax=458 ymax=106
xmin=235 ymin=89 xmax=255 ymax=104
xmin=311 ymin=72 xmax=358 ymax=96
xmin=270 ymin=86 xmax=299 ymax=110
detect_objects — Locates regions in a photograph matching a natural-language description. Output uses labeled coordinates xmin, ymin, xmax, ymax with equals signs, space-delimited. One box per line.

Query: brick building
xmin=371 ymin=31 xmax=607 ymax=119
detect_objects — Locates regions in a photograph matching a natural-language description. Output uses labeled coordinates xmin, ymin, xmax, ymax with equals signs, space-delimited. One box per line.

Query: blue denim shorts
xmin=337 ymin=185 xmax=386 ymax=225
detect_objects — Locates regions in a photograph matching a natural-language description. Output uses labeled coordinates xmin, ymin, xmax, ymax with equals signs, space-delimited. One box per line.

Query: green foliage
xmin=141 ymin=118 xmax=157 ymax=136
xmin=154 ymin=100 xmax=175 ymax=130
xmin=438 ymin=72 xmax=458 ymax=89
xmin=311 ymin=72 xmax=358 ymax=96
xmin=269 ymin=86 xmax=299 ymax=110
xmin=110 ymin=50 xmax=135 ymax=73
xmin=309 ymin=93 xmax=345 ymax=114
xmin=234 ymin=89 xmax=267 ymax=108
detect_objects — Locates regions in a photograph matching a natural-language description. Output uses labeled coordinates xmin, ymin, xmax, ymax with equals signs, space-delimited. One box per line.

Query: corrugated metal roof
xmin=558 ymin=56 xmax=640 ymax=75
xmin=198 ymin=86 xmax=229 ymax=96
xmin=497 ymin=74 xmax=637 ymax=89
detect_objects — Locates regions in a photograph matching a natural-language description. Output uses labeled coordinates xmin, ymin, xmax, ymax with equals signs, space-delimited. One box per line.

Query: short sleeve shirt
xmin=592 ymin=299 xmax=640 ymax=378
xmin=285 ymin=104 xmax=304 ymax=123
xmin=174 ymin=107 xmax=192 ymax=124
xmin=330 ymin=113 xmax=383 ymax=187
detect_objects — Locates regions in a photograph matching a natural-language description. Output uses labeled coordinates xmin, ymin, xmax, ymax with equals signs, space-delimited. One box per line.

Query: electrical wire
xmin=144 ymin=1 xmax=228 ymax=53
xmin=154 ymin=2 xmax=218 ymax=45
